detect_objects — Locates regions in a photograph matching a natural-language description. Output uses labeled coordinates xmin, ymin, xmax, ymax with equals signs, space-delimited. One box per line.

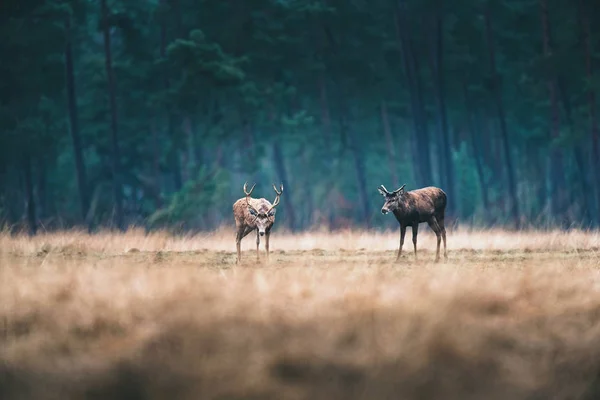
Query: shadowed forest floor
xmin=2 ymin=229 xmax=600 ymax=399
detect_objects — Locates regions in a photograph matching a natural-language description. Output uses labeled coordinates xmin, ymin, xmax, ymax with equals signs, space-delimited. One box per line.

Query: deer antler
xmin=243 ymin=182 xmax=256 ymax=197
xmin=267 ymin=183 xmax=283 ymax=214
xmin=243 ymin=182 xmax=259 ymax=216
xmin=393 ymin=184 xmax=406 ymax=194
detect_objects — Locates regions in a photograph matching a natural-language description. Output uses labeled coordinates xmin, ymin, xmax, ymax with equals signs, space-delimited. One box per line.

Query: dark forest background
xmin=1 ymin=0 xmax=599 ymax=234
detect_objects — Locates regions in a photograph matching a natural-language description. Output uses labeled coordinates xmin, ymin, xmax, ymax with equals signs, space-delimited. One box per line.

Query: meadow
xmin=2 ymin=228 xmax=600 ymax=399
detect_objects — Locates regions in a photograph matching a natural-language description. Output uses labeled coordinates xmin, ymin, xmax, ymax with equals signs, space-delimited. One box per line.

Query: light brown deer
xmin=378 ymin=183 xmax=447 ymax=262
xmin=233 ymin=182 xmax=283 ymax=262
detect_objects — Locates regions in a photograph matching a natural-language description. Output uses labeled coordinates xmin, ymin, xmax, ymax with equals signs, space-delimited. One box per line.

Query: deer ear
xmin=377 ymin=187 xmax=386 ymax=196
xmin=248 ymin=207 xmax=257 ymax=216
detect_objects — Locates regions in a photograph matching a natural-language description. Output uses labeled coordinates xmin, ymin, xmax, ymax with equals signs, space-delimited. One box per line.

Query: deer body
xmin=378 ymin=184 xmax=447 ymax=262
xmin=233 ymin=183 xmax=283 ymax=263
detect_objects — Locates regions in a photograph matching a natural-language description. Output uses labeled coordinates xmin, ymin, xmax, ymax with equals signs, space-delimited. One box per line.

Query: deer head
xmin=244 ymin=182 xmax=283 ymax=236
xmin=377 ymin=184 xmax=406 ymax=214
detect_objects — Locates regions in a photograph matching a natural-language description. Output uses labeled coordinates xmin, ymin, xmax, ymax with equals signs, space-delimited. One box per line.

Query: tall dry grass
xmin=2 ymin=229 xmax=600 ymax=399
xmin=1 ymin=227 xmax=599 ymax=256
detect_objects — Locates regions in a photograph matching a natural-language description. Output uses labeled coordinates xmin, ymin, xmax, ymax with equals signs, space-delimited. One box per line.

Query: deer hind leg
xmin=397 ymin=224 xmax=407 ymax=262
xmin=412 ymin=224 xmax=419 ymax=260
xmin=428 ymin=217 xmax=442 ymax=262
xmin=235 ymin=228 xmax=244 ymax=263
xmin=438 ymin=213 xmax=447 ymax=259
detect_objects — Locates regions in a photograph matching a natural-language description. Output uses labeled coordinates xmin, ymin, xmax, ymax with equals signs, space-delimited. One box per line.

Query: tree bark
xmin=395 ymin=1 xmax=433 ymax=186
xmin=431 ymin=10 xmax=455 ymax=215
xmin=381 ymin=100 xmax=399 ymax=188
xmin=557 ymin=77 xmax=592 ymax=223
xmin=150 ymin=120 xmax=163 ymax=208
xmin=582 ymin=4 xmax=600 ymax=226
xmin=272 ymin=141 xmax=296 ymax=231
xmin=484 ymin=3 xmax=520 ymax=229
xmin=160 ymin=0 xmax=183 ymax=192
xmin=464 ymin=85 xmax=490 ymax=219
xmin=101 ymin=0 xmax=125 ymax=231
xmin=23 ymin=153 xmax=36 ymax=235
xmin=539 ymin=0 xmax=566 ymax=226
xmin=65 ymin=16 xmax=90 ymax=227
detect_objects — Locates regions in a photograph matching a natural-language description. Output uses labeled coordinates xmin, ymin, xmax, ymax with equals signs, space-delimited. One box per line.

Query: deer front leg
xmin=265 ymin=231 xmax=270 ymax=259
xmin=397 ymin=224 xmax=406 ymax=261
xmin=412 ymin=224 xmax=419 ymax=260
xmin=255 ymin=229 xmax=260 ymax=261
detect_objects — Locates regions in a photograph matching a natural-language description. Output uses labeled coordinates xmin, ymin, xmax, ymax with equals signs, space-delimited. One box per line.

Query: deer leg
xmin=236 ymin=229 xmax=244 ymax=263
xmin=265 ymin=231 xmax=270 ymax=259
xmin=428 ymin=217 xmax=442 ymax=262
xmin=439 ymin=216 xmax=447 ymax=260
xmin=412 ymin=224 xmax=419 ymax=260
xmin=256 ymin=229 xmax=260 ymax=261
xmin=397 ymin=224 xmax=407 ymax=261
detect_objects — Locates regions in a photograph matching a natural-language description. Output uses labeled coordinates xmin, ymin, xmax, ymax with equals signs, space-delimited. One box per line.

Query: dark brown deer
xmin=233 ymin=182 xmax=283 ymax=262
xmin=378 ymin=184 xmax=447 ymax=262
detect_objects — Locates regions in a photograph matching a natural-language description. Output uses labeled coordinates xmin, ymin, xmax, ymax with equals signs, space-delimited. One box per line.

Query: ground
xmin=2 ymin=228 xmax=600 ymax=399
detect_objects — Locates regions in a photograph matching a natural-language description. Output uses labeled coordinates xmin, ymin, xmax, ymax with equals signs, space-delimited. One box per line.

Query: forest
xmin=1 ymin=0 xmax=599 ymax=234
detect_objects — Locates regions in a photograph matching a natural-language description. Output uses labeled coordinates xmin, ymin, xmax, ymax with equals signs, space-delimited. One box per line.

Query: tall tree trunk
xmin=431 ymin=9 xmax=455 ymax=215
xmin=23 ymin=153 xmax=36 ymax=235
xmin=395 ymin=1 xmax=433 ymax=186
xmin=36 ymin=157 xmax=47 ymax=221
xmin=557 ymin=77 xmax=592 ymax=223
xmin=322 ymin=23 xmax=370 ymax=227
xmin=539 ymin=0 xmax=566 ymax=226
xmin=318 ymin=73 xmax=337 ymax=229
xmin=381 ymin=100 xmax=399 ymax=187
xmin=484 ymin=3 xmax=520 ymax=229
xmin=464 ymin=85 xmax=490 ymax=220
xmin=101 ymin=0 xmax=125 ymax=231
xmin=336 ymin=93 xmax=370 ymax=226
xmin=160 ymin=0 xmax=182 ymax=192
xmin=150 ymin=120 xmax=163 ymax=208
xmin=272 ymin=141 xmax=296 ymax=231
xmin=319 ymin=73 xmax=333 ymax=149
xmin=269 ymin=106 xmax=297 ymax=231
xmin=582 ymin=4 xmax=600 ymax=226
xmin=65 ymin=16 xmax=89 ymax=227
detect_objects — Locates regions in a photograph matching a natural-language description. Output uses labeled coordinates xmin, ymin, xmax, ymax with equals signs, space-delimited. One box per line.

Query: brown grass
xmin=2 ymin=228 xmax=600 ymax=399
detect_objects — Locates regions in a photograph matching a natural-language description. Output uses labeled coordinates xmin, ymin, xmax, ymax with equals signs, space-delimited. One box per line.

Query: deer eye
xmin=268 ymin=210 xmax=276 ymax=217
xmin=248 ymin=208 xmax=257 ymax=216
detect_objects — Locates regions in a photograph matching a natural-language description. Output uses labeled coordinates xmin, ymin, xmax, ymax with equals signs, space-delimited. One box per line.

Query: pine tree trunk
xmin=557 ymin=77 xmax=592 ymax=223
xmin=272 ymin=141 xmax=296 ymax=231
xmin=150 ymin=120 xmax=163 ymax=208
xmin=464 ymin=85 xmax=490 ymax=220
xmin=582 ymin=5 xmax=600 ymax=226
xmin=23 ymin=153 xmax=36 ymax=235
xmin=381 ymin=100 xmax=399 ymax=187
xmin=269 ymin=106 xmax=297 ymax=231
xmin=160 ymin=0 xmax=182 ymax=192
xmin=431 ymin=10 xmax=455 ymax=215
xmin=101 ymin=0 xmax=125 ymax=231
xmin=539 ymin=0 xmax=566 ymax=226
xmin=65 ymin=16 xmax=89 ymax=227
xmin=484 ymin=3 xmax=520 ymax=229
xmin=395 ymin=1 xmax=432 ymax=186
xmin=319 ymin=73 xmax=333 ymax=149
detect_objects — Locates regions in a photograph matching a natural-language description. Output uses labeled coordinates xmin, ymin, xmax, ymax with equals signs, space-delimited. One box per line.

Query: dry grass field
xmin=2 ymin=227 xmax=600 ymax=399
